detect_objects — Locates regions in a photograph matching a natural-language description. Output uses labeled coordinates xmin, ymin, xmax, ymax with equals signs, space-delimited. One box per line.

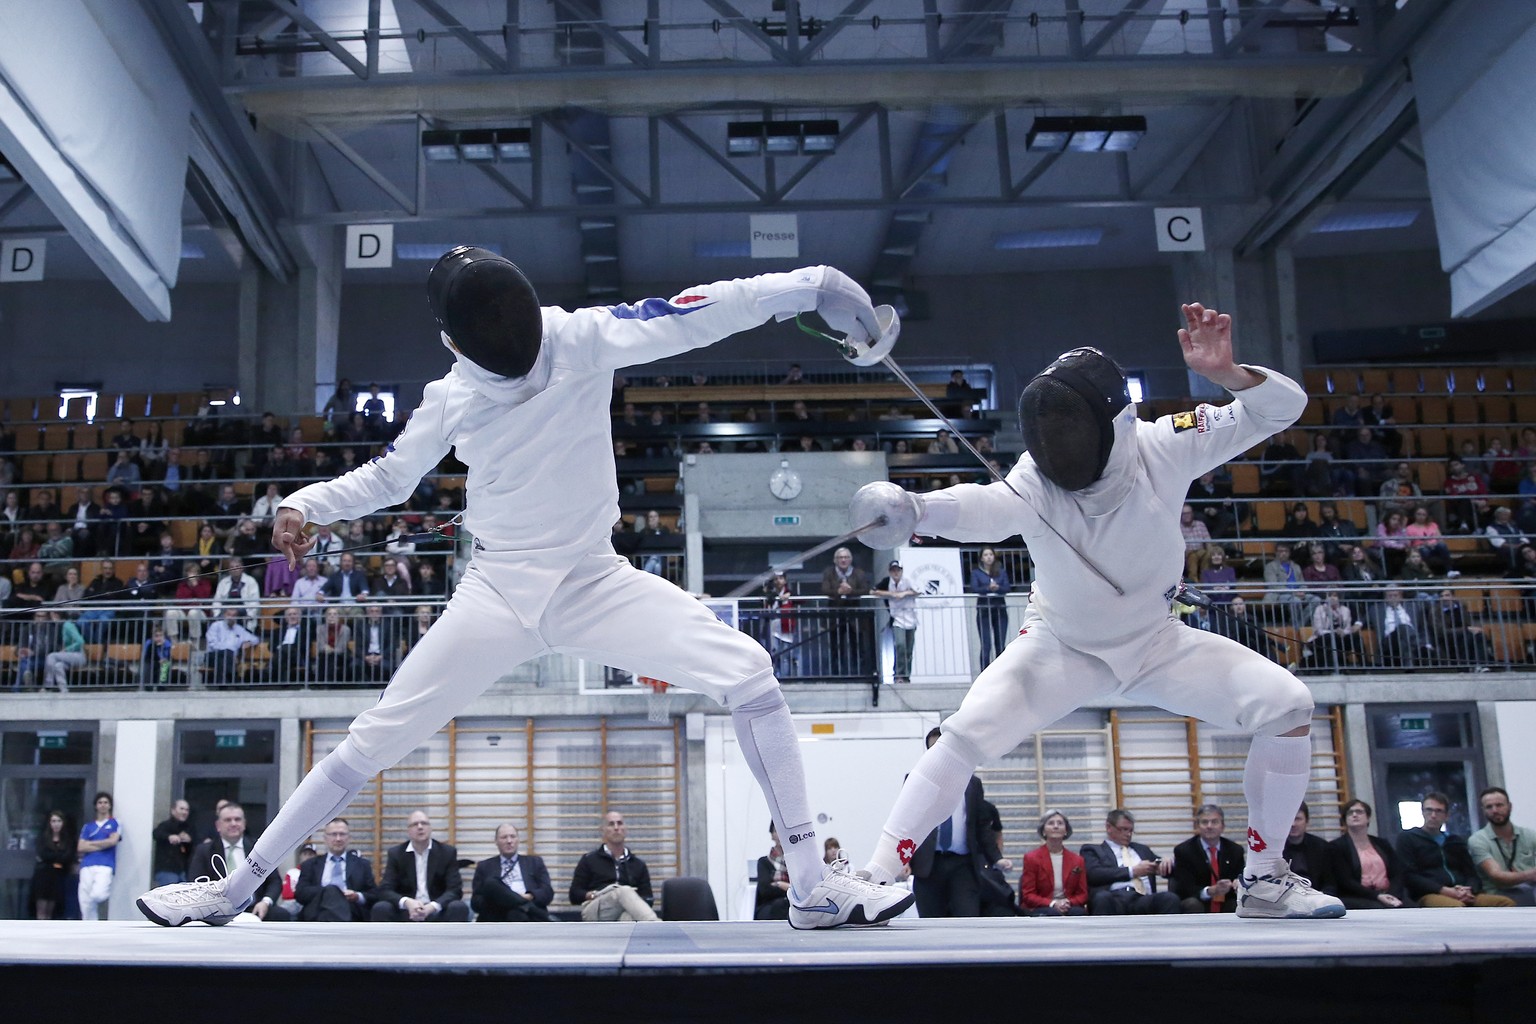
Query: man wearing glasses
xmin=1080 ymin=809 xmax=1180 ymax=916
xmin=1396 ymin=792 xmax=1516 ymax=908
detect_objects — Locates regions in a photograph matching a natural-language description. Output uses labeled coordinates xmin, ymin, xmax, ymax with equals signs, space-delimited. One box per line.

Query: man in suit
xmin=320 ymin=551 xmax=370 ymax=604
xmin=471 ymin=821 xmax=554 ymax=922
xmin=294 ymin=817 xmax=376 ymax=921
xmin=369 ymin=810 xmax=468 ymax=921
xmin=355 ymin=600 xmax=403 ymax=683
xmin=908 ymin=727 xmax=998 ymax=918
xmin=1171 ymin=803 xmax=1245 ymax=913
xmin=183 ymin=802 xmax=288 ymax=921
xmin=1379 ymin=587 xmax=1432 ymax=667
xmin=818 ymin=546 xmax=872 ymax=678
xmin=1080 ymin=809 xmax=1181 ymax=915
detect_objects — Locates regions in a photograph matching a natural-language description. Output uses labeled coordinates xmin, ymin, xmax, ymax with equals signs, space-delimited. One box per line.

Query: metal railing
xmin=6 ymin=578 xmax=1536 ymax=695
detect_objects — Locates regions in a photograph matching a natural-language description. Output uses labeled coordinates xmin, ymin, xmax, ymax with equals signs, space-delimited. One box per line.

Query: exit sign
xmin=772 ymin=515 xmax=801 ymax=526
xmin=1399 ymin=717 xmax=1429 ymax=731
xmin=215 ymin=731 xmax=246 ymax=749
xmin=37 ymin=733 xmax=66 ymax=750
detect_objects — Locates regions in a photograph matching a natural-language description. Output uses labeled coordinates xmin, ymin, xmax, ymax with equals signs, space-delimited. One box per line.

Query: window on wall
xmin=355 ymin=390 xmax=396 ymax=422
xmin=56 ymin=389 xmax=97 ymax=423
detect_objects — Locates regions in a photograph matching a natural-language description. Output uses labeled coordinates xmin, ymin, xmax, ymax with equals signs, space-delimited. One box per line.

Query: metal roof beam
xmin=405 ymin=0 xmax=509 ymax=73
xmin=253 ymin=0 xmax=369 ymax=79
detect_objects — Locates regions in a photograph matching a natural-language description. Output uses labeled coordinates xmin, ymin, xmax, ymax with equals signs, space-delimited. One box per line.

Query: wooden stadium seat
xmin=15 ymin=424 xmax=44 ymax=451
xmin=120 ymin=394 xmax=150 ymax=418
xmin=299 ymin=416 xmax=326 ymax=442
xmin=21 ymin=454 xmax=49 ymax=482
xmin=1448 ymin=396 xmax=1480 ymax=424
xmin=41 ymin=427 xmax=69 ymax=451
xmin=1297 ymin=401 xmax=1325 ymax=426
xmin=1338 ymin=500 xmax=1368 ymax=525
xmin=240 ymin=642 xmax=272 ymax=677
xmin=644 ymin=476 xmax=677 ymax=494
xmin=1420 ymin=370 xmax=1453 ymax=396
xmin=50 ymin=453 xmax=78 ymax=484
xmin=1417 ymin=461 xmax=1446 ymax=493
xmin=169 ymin=519 xmax=200 ymax=548
xmin=1473 ymin=367 xmax=1510 ymax=393
xmin=79 ymin=452 xmax=109 ymax=482
xmin=1478 ymin=395 xmax=1512 ymax=425
xmin=1457 ymin=589 xmax=1486 ymax=615
xmin=1412 ymin=428 xmax=1448 ymax=457
xmin=1358 ymin=369 xmax=1393 ymax=395
xmin=1301 ymin=369 xmax=1332 ymax=394
xmin=148 ymin=394 xmax=176 ymax=417
xmin=1255 ymin=501 xmax=1287 ymax=533
xmin=1447 ymin=427 xmax=1482 ymax=454
xmin=1513 ymin=396 xmax=1536 ymax=424
xmin=1487 ymin=587 xmax=1522 ymax=616
xmin=1510 ymin=367 xmax=1536 ymax=392
xmin=1418 ymin=396 xmax=1449 ymax=423
xmin=1485 ymin=622 xmax=1525 ymax=665
xmin=1229 ymin=463 xmax=1260 ymax=495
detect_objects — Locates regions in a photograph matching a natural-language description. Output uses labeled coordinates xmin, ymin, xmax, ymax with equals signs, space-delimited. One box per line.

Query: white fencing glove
xmin=848 ymin=481 xmax=925 ymax=549
xmin=815 ymin=267 xmax=883 ymax=343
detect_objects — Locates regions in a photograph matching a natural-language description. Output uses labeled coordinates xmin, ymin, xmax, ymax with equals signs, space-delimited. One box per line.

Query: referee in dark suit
xmin=909 ymin=727 xmax=998 ymax=918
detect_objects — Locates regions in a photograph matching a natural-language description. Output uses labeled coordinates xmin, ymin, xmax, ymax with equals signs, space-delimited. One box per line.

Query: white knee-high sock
xmin=865 ymin=732 xmax=979 ymax=884
xmin=1243 ymin=733 xmax=1312 ymax=877
xmin=730 ymin=686 xmax=822 ymax=897
xmin=224 ymin=740 xmax=376 ymax=906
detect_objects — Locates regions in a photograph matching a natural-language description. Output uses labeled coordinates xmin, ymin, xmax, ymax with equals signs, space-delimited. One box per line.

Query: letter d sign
xmin=345 ymin=224 xmax=394 ymax=268
xmin=1 ymin=238 xmax=46 ymax=281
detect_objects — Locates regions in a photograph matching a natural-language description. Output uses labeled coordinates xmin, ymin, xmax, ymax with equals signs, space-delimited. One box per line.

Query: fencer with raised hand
xmin=137 ymin=251 xmax=914 ymax=931
xmin=852 ymin=302 xmax=1345 ymax=920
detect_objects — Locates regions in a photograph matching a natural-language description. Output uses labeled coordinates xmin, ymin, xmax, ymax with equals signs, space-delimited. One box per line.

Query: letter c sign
xmin=1155 ymin=208 xmax=1205 ymax=252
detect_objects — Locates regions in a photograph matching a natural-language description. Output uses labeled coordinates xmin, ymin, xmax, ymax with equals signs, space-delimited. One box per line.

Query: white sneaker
xmin=788 ymin=856 xmax=915 ymax=929
xmin=1236 ymin=863 xmax=1346 ymax=919
xmin=136 ymin=878 xmax=248 ymax=927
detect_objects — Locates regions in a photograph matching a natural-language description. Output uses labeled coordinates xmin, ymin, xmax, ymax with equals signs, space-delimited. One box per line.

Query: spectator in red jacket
xmin=1019 ymin=810 xmax=1088 ymax=916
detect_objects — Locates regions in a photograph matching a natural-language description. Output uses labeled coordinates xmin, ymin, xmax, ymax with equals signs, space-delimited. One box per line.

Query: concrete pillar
xmin=236 ymin=226 xmax=342 ymax=414
xmin=1171 ymin=244 xmax=1301 ymax=389
xmin=279 ymin=717 xmax=302 ymax=802
xmin=1343 ymin=703 xmax=1374 ymax=807
xmin=107 ymin=719 xmax=169 ymax=920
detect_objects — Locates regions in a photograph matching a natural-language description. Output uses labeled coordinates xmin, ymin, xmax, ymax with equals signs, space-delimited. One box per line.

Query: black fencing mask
xmin=428 ymin=246 xmax=542 ymax=378
xmin=1018 ymin=347 xmax=1131 ymax=491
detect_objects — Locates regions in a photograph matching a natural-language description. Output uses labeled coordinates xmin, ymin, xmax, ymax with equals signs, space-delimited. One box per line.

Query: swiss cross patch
xmin=673 ymin=293 xmax=710 ymax=305
xmin=1246 ymin=827 xmax=1267 ymax=853
xmin=897 ymin=838 xmax=917 ymax=865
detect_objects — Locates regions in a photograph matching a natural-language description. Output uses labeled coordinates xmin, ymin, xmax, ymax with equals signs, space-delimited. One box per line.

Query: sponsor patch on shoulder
xmin=1171 ymin=410 xmax=1197 ymax=432
xmin=1195 ymin=403 xmax=1238 ymax=433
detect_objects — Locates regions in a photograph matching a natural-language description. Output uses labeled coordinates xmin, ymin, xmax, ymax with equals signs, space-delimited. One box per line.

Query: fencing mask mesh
xmin=1018 ymin=347 xmax=1131 ymax=491
xmin=428 ymin=246 xmax=542 ymax=378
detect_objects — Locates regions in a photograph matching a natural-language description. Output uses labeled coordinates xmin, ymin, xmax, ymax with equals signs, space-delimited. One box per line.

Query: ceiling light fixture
xmin=1026 ymin=116 xmax=1146 ymax=153
xmin=420 ymin=128 xmax=534 ymax=164
xmin=726 ymin=119 xmax=841 ymax=157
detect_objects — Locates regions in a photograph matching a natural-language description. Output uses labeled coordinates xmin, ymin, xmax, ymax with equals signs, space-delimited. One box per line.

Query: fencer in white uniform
xmin=851 ymin=304 xmax=1344 ymax=919
xmin=137 ymin=247 xmax=913 ymax=930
